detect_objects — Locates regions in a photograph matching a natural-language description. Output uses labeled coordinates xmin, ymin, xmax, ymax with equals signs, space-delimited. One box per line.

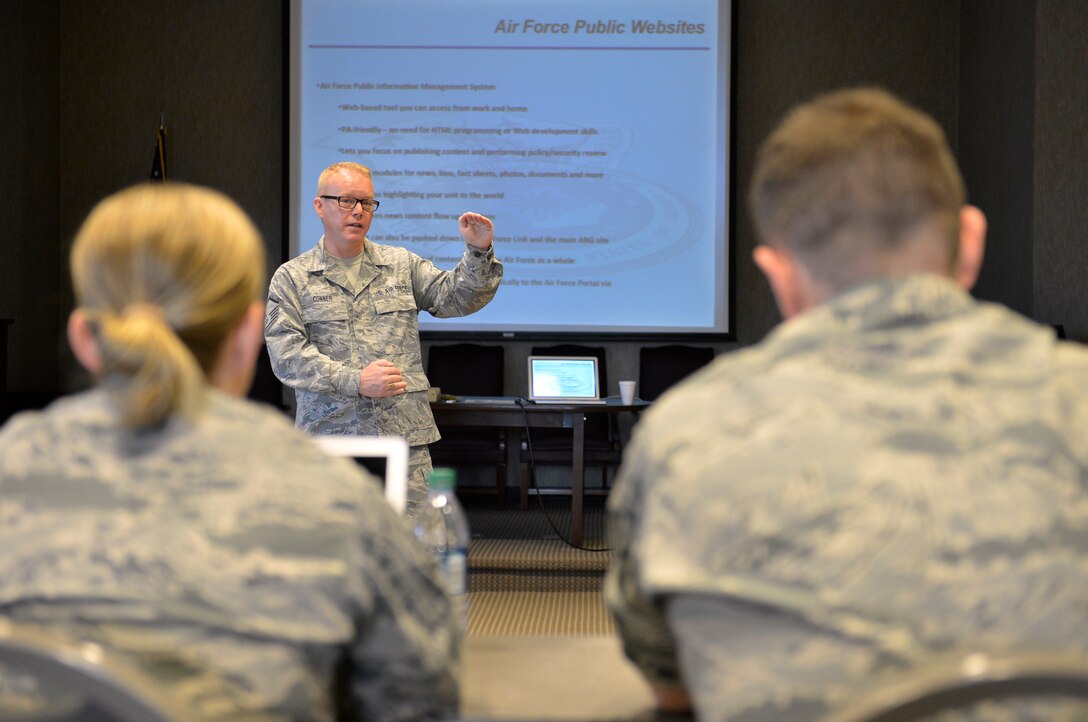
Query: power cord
xmin=515 ymin=397 xmax=611 ymax=552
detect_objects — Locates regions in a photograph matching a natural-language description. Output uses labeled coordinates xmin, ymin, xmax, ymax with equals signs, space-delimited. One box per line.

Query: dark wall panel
xmin=0 ymin=1 xmax=62 ymax=394
xmin=733 ymin=0 xmax=960 ymax=342
xmin=958 ymin=0 xmax=1036 ymax=318
xmin=53 ymin=0 xmax=284 ymax=392
xmin=1034 ymin=1 xmax=1088 ymax=339
xmin=58 ymin=0 xmax=284 ymax=293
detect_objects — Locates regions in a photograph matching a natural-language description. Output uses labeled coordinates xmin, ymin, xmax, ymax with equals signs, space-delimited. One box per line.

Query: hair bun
xmin=122 ymin=303 xmax=168 ymax=326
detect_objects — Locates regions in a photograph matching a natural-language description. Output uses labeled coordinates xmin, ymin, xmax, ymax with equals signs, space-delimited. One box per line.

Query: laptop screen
xmin=311 ymin=435 xmax=409 ymax=514
xmin=527 ymin=356 xmax=602 ymax=403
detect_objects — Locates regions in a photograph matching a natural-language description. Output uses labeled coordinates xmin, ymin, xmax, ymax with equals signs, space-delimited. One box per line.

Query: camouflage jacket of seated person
xmin=0 ymin=388 xmax=460 ymax=722
xmin=607 ymin=275 xmax=1088 ymax=722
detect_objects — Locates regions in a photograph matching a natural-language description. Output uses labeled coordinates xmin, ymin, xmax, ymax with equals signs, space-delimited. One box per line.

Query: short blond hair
xmin=71 ymin=183 xmax=265 ymax=427
xmin=317 ymin=161 xmax=372 ymax=194
xmin=749 ymin=88 xmax=966 ymax=289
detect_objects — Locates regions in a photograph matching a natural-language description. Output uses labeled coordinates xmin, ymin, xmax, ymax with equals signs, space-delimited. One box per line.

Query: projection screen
xmin=289 ymin=0 xmax=733 ymax=337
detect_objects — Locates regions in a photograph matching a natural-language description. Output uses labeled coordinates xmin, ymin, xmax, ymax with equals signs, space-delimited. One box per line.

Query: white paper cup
xmin=619 ymin=380 xmax=637 ymax=405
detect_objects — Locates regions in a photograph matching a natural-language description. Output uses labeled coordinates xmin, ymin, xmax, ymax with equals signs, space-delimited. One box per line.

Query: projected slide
xmin=292 ymin=0 xmax=731 ymax=335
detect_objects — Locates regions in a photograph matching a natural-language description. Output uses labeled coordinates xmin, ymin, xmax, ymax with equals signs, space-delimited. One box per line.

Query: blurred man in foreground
xmin=607 ymin=88 xmax=1088 ymax=721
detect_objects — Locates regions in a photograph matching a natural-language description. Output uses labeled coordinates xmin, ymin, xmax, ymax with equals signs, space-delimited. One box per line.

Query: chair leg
xmin=519 ymin=463 xmax=530 ymax=510
xmin=495 ymin=463 xmax=507 ymax=510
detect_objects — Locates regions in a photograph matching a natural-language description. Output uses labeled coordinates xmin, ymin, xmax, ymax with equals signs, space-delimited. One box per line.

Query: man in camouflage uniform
xmin=606 ymin=88 xmax=1088 ymax=721
xmin=265 ymin=162 xmax=502 ymax=513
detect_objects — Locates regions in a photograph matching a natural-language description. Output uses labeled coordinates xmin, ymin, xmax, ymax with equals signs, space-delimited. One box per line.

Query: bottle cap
xmin=428 ymin=467 xmax=457 ymax=490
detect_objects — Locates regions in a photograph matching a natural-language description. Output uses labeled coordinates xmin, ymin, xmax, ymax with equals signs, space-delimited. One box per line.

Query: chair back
xmin=823 ymin=650 xmax=1088 ymax=722
xmin=426 ymin=344 xmax=508 ymax=492
xmin=0 ymin=621 xmax=193 ymax=722
xmin=638 ymin=344 xmax=715 ymax=401
xmin=427 ymin=343 xmax=505 ymax=396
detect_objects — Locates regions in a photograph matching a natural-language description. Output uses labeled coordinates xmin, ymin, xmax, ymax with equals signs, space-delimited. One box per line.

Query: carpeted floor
xmin=465 ymin=499 xmax=614 ymax=637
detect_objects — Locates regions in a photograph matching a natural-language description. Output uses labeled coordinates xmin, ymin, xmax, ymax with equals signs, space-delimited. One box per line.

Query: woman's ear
xmin=210 ymin=301 xmax=265 ymax=397
xmin=235 ymin=301 xmax=266 ymax=372
xmin=67 ymin=309 xmax=103 ymax=376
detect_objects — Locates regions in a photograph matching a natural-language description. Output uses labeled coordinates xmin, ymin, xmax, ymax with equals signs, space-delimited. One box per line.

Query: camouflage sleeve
xmin=605 ymin=440 xmax=685 ymax=687
xmin=348 ymin=503 xmax=460 ymax=721
xmin=264 ymin=266 xmax=360 ymax=398
xmin=413 ymin=244 xmax=503 ymax=319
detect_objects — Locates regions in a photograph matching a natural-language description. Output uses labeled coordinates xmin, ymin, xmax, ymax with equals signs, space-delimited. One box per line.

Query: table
xmin=431 ymin=399 xmax=648 ymax=545
xmin=461 ymin=635 xmax=658 ymax=721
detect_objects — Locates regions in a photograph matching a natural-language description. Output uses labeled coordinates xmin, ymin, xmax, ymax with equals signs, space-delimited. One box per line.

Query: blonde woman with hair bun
xmin=0 ymin=183 xmax=458 ymax=721
xmin=68 ymin=182 xmax=267 ymax=426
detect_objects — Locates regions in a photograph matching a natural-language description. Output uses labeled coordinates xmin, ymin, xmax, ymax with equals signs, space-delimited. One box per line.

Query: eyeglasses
xmin=320 ymin=195 xmax=380 ymax=212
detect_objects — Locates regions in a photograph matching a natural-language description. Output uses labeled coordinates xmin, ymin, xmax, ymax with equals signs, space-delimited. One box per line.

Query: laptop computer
xmin=311 ymin=435 xmax=409 ymax=514
xmin=527 ymin=356 xmax=606 ymax=404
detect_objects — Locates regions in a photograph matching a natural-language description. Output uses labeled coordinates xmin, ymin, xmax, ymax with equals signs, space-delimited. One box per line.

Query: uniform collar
xmin=304 ymin=237 xmax=387 ymax=294
xmin=773 ymin=274 xmax=975 ymax=343
xmin=305 ymin=236 xmax=394 ymax=273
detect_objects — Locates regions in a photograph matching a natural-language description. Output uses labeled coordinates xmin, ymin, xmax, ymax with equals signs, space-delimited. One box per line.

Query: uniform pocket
xmin=373 ymin=292 xmax=416 ymax=315
xmin=371 ymin=292 xmax=419 ymax=354
xmin=302 ymin=304 xmax=351 ymax=360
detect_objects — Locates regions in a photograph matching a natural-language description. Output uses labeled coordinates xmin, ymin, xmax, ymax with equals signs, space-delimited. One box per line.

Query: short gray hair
xmin=749 ymin=88 xmax=965 ymax=289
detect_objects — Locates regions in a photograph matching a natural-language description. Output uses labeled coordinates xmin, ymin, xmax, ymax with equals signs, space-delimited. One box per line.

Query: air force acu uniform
xmin=265 ymin=238 xmax=501 ymax=509
xmin=607 ymin=275 xmax=1088 ymax=722
xmin=0 ymin=389 xmax=459 ymax=722
xmin=266 ymin=238 xmax=501 ymax=440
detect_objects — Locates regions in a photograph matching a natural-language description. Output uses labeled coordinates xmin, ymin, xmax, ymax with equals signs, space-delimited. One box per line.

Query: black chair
xmin=638 ymin=344 xmax=715 ymax=402
xmin=521 ymin=344 xmax=623 ymax=507
xmin=0 ymin=621 xmax=194 ymax=722
xmin=426 ymin=343 xmax=508 ymax=506
xmin=822 ymin=650 xmax=1088 ymax=722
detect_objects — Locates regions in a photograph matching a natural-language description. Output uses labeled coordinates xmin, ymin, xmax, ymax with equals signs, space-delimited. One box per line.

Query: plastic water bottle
xmin=413 ymin=467 xmax=470 ymax=631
